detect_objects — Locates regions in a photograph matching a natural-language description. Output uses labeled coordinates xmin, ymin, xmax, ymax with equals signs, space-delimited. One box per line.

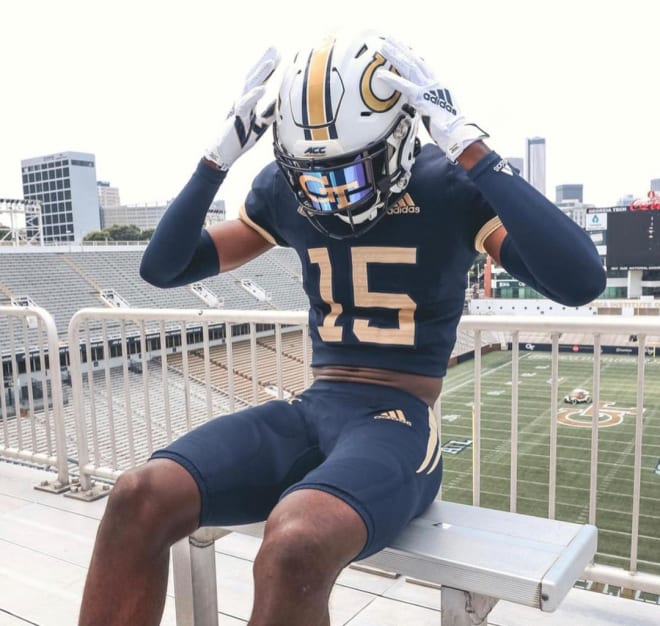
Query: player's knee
xmin=106 ymin=467 xmax=158 ymax=525
xmin=104 ymin=464 xmax=186 ymax=544
xmin=258 ymin=517 xmax=333 ymax=581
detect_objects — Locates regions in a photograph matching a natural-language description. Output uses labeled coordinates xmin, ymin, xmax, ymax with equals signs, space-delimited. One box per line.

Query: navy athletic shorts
xmin=150 ymin=379 xmax=443 ymax=559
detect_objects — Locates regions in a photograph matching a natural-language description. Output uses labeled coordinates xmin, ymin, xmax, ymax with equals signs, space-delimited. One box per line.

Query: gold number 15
xmin=308 ymin=246 xmax=417 ymax=346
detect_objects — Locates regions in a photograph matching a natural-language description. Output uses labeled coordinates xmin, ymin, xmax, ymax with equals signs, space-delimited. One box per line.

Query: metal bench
xmin=171 ymin=500 xmax=597 ymax=625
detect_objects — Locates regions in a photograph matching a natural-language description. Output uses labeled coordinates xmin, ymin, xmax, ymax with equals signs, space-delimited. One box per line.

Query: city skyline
xmin=1 ymin=1 xmax=658 ymax=218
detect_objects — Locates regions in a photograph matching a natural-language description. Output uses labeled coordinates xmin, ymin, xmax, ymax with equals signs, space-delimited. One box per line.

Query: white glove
xmin=376 ymin=38 xmax=488 ymax=162
xmin=205 ymin=47 xmax=281 ymax=170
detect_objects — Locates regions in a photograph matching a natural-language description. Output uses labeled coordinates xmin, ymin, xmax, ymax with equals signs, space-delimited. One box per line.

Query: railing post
xmin=39 ymin=306 xmax=70 ymax=490
xmin=0 ymin=306 xmax=70 ymax=491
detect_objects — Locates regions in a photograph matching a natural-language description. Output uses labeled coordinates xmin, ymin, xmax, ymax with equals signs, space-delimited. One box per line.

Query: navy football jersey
xmin=240 ymin=143 xmax=500 ymax=378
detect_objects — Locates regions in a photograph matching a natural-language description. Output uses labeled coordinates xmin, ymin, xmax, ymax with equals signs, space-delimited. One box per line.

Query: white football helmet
xmin=273 ymin=30 xmax=420 ymax=238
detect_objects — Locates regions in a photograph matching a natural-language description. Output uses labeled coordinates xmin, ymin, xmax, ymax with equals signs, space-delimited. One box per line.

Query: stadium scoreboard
xmin=588 ymin=203 xmax=660 ymax=271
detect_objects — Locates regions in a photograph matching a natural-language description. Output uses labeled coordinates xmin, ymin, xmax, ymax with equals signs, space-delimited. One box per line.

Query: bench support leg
xmin=172 ymin=529 xmax=228 ymax=626
xmin=441 ymin=586 xmax=498 ymax=625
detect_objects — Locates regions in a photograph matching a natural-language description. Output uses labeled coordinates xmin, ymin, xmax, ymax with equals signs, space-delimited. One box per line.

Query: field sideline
xmin=438 ymin=349 xmax=660 ymax=576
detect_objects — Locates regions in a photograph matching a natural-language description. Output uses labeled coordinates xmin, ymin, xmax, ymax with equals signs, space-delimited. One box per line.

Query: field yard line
xmin=574 ymin=408 xmax=654 ymax=525
xmin=441 ymin=353 xmax=529 ymax=493
xmin=442 ymin=354 xmax=659 ymax=522
xmin=442 ymin=352 xmax=608 ymax=498
xmin=442 ymin=353 xmax=530 ymax=396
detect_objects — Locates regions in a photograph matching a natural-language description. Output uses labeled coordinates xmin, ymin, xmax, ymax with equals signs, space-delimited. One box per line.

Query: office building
xmin=100 ymin=198 xmax=225 ymax=232
xmin=556 ymin=184 xmax=583 ymax=204
xmin=97 ymin=181 xmax=121 ymax=209
xmin=506 ymin=157 xmax=524 ymax=176
xmin=617 ymin=194 xmax=635 ymax=207
xmin=21 ymin=151 xmax=101 ymax=242
xmin=101 ymin=202 xmax=168 ymax=231
xmin=525 ymin=137 xmax=546 ymax=196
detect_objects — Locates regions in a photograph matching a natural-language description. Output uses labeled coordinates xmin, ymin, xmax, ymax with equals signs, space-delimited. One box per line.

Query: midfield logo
xmin=423 ymin=88 xmax=457 ymax=115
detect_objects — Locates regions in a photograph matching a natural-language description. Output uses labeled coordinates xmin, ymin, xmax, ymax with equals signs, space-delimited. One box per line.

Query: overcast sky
xmin=1 ymin=0 xmax=658 ymax=218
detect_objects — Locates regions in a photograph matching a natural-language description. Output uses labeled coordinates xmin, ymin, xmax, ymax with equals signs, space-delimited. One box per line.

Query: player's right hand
xmin=376 ymin=37 xmax=488 ymax=163
xmin=204 ymin=47 xmax=281 ymax=171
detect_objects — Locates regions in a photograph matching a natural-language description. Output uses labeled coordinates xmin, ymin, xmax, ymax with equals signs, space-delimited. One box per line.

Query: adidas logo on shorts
xmin=373 ymin=409 xmax=412 ymax=427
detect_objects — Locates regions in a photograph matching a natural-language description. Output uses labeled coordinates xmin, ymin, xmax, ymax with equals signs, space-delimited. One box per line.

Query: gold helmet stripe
xmin=304 ymin=35 xmax=335 ymax=141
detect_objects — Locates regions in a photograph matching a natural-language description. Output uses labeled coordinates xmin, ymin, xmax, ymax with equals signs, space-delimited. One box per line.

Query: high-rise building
xmin=21 ymin=151 xmax=101 ymax=242
xmin=101 ymin=202 xmax=168 ymax=231
xmin=617 ymin=194 xmax=635 ymax=208
xmin=97 ymin=181 xmax=121 ymax=209
xmin=651 ymin=178 xmax=660 ymax=192
xmin=525 ymin=137 xmax=546 ymax=196
xmin=506 ymin=157 xmax=524 ymax=176
xmin=556 ymin=184 xmax=583 ymax=204
xmin=100 ymin=198 xmax=225 ymax=232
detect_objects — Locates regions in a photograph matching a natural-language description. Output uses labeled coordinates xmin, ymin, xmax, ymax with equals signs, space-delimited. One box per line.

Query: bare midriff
xmin=312 ymin=366 xmax=443 ymax=407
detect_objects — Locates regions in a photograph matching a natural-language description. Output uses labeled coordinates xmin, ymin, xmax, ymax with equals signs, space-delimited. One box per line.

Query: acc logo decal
xmin=557 ymin=401 xmax=640 ymax=428
xmin=304 ymin=146 xmax=327 ymax=155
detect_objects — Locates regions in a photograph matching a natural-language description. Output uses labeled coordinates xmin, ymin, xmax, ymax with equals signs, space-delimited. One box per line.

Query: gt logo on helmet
xmin=299 ymin=174 xmax=359 ymax=210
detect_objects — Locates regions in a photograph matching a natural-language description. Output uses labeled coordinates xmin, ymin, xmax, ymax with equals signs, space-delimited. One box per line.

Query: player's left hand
xmin=376 ymin=37 xmax=488 ymax=162
xmin=204 ymin=46 xmax=281 ymax=171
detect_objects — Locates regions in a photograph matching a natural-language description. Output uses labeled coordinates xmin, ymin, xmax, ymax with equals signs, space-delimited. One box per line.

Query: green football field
xmin=438 ymin=349 xmax=660 ymax=576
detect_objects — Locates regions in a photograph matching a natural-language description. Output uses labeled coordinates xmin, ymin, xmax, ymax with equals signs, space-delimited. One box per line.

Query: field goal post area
xmin=645 ymin=342 xmax=660 ymax=357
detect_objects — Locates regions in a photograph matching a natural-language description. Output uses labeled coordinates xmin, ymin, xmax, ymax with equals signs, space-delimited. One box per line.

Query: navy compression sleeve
xmin=467 ymin=152 xmax=606 ymax=306
xmin=140 ymin=160 xmax=226 ymax=288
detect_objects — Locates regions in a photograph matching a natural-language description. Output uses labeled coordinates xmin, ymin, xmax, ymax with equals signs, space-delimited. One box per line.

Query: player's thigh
xmin=151 ymin=400 xmax=323 ymax=526
xmin=289 ymin=396 xmax=442 ymax=560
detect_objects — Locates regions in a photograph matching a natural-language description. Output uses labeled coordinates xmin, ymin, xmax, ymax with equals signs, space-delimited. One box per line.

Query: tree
xmin=83 ymin=225 xmax=155 ymax=242
xmin=83 ymin=230 xmax=110 ymax=241
xmin=106 ymin=224 xmax=142 ymax=241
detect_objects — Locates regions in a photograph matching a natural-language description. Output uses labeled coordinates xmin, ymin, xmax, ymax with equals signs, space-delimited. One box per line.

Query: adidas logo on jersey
xmin=387 ymin=194 xmax=421 ymax=216
xmin=423 ymin=88 xmax=457 ymax=115
xmin=493 ymin=159 xmax=514 ymax=176
xmin=373 ymin=409 xmax=412 ymax=427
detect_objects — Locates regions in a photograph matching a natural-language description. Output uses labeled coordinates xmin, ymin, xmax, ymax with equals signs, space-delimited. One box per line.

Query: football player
xmin=79 ymin=31 xmax=606 ymax=626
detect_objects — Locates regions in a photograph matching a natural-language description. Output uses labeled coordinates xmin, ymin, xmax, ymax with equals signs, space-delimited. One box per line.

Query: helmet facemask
xmin=273 ymin=31 xmax=420 ymax=239
xmin=274 ymin=110 xmax=417 ymax=238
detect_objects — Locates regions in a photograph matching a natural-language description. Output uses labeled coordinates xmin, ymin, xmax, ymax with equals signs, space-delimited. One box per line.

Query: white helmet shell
xmin=273 ymin=30 xmax=419 ymax=238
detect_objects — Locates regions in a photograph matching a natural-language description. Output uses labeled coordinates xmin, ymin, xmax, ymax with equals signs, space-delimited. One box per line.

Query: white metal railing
xmin=3 ymin=304 xmax=660 ymax=597
xmin=457 ymin=315 xmax=660 ymax=595
xmin=67 ymin=308 xmax=310 ymax=494
xmin=0 ymin=305 xmax=69 ymax=487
